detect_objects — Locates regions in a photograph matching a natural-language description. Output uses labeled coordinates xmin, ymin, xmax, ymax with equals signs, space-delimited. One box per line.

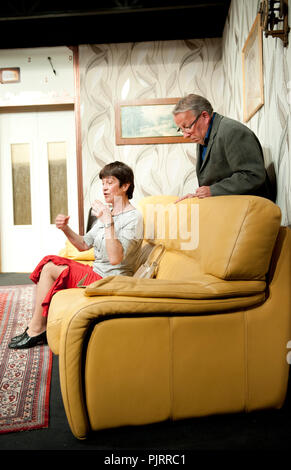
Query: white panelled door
xmin=0 ymin=110 xmax=78 ymax=272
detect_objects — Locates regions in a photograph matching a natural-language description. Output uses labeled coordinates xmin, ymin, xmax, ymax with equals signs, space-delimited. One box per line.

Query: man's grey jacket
xmin=196 ymin=113 xmax=273 ymax=199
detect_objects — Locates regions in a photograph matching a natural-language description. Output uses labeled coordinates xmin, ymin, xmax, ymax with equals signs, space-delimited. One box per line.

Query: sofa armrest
xmin=84 ymin=274 xmax=266 ymax=299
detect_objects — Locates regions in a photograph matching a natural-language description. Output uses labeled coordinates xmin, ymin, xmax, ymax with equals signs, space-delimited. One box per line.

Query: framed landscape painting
xmin=115 ymin=98 xmax=191 ymax=145
xmin=242 ymin=13 xmax=264 ymax=122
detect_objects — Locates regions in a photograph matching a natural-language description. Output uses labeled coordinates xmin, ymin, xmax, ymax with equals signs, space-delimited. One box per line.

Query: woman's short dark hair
xmin=99 ymin=161 xmax=135 ymax=199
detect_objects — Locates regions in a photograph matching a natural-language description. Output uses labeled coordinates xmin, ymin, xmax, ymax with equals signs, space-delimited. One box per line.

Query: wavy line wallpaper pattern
xmin=222 ymin=0 xmax=291 ymax=225
xmin=79 ymin=39 xmax=224 ymax=219
xmin=79 ymin=0 xmax=291 ymax=226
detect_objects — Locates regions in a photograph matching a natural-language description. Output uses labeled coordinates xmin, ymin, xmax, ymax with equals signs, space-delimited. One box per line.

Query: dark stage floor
xmin=1 ymin=273 xmax=291 ymax=459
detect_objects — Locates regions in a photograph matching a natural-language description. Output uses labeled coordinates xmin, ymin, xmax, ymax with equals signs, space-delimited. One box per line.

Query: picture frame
xmin=242 ymin=13 xmax=264 ymax=122
xmin=115 ymin=98 xmax=192 ymax=145
xmin=0 ymin=67 xmax=21 ymax=84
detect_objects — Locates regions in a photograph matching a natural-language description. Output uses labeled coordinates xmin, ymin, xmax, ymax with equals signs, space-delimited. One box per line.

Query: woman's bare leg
xmin=27 ymin=261 xmax=67 ymax=337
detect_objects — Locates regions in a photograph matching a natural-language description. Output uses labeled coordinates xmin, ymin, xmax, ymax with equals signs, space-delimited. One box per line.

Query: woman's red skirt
xmin=29 ymin=255 xmax=102 ymax=317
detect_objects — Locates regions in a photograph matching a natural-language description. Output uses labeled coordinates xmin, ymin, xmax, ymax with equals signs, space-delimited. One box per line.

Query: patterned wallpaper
xmin=79 ymin=39 xmax=224 ymax=218
xmin=79 ymin=0 xmax=291 ymax=225
xmin=222 ymin=0 xmax=291 ymax=225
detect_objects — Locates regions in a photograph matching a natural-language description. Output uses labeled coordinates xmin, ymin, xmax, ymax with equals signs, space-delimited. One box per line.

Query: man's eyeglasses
xmin=177 ymin=112 xmax=202 ymax=133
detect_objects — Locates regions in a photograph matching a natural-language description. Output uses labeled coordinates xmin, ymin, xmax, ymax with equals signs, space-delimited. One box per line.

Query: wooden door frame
xmin=0 ymin=45 xmax=84 ymax=237
xmin=0 ymin=45 xmax=84 ymax=271
xmin=71 ymin=45 xmax=84 ymax=235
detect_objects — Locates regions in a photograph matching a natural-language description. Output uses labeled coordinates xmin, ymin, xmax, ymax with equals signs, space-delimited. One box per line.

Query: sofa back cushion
xmin=138 ymin=195 xmax=281 ymax=281
xmin=198 ymin=195 xmax=281 ymax=280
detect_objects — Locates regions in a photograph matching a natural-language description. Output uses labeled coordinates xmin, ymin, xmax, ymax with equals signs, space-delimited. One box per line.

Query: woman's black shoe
xmin=10 ymin=327 xmax=29 ymax=344
xmin=8 ymin=331 xmax=47 ymax=349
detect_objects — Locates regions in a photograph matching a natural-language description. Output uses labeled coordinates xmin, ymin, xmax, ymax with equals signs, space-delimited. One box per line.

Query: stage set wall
xmin=79 ymin=0 xmax=291 ymax=227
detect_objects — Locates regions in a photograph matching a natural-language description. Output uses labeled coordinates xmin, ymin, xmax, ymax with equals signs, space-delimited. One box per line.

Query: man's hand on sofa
xmin=175 ymin=186 xmax=212 ymax=203
xmin=194 ymin=186 xmax=212 ymax=198
xmin=175 ymin=193 xmax=196 ymax=203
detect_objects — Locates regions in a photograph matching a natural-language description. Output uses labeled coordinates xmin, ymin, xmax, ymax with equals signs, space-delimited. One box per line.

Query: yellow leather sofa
xmin=47 ymin=195 xmax=291 ymax=440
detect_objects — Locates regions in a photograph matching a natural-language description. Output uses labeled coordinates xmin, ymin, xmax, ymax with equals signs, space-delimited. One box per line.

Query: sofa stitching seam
xmin=61 ymin=307 xmax=90 ymax=438
xmin=243 ymin=310 xmax=249 ymax=412
xmin=224 ymin=201 xmax=251 ymax=279
xmin=169 ymin=317 xmax=174 ymax=421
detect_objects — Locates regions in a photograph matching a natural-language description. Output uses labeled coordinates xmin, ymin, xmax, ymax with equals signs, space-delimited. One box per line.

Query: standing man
xmin=173 ymin=94 xmax=272 ymax=200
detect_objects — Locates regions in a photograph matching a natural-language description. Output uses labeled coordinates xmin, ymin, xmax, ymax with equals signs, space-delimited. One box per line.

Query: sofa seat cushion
xmin=156 ymin=250 xmax=202 ymax=280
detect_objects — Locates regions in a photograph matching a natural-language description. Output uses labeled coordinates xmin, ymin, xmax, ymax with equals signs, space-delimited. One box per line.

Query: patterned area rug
xmin=0 ymin=284 xmax=52 ymax=434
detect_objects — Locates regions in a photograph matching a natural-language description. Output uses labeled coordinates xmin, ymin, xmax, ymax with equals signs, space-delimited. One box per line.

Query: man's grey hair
xmin=172 ymin=94 xmax=213 ymax=116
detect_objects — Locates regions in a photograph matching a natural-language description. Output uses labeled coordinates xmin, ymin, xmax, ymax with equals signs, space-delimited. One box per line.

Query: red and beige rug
xmin=0 ymin=284 xmax=52 ymax=434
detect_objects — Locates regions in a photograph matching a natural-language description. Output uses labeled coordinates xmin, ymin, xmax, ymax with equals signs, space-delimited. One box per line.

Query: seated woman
xmin=9 ymin=161 xmax=143 ymax=349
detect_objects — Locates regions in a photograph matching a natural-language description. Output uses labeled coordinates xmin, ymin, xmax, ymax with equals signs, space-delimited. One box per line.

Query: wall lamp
xmin=259 ymin=0 xmax=290 ymax=46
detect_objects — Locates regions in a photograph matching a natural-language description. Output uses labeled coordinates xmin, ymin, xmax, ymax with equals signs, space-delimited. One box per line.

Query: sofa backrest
xmin=138 ymin=195 xmax=281 ymax=281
